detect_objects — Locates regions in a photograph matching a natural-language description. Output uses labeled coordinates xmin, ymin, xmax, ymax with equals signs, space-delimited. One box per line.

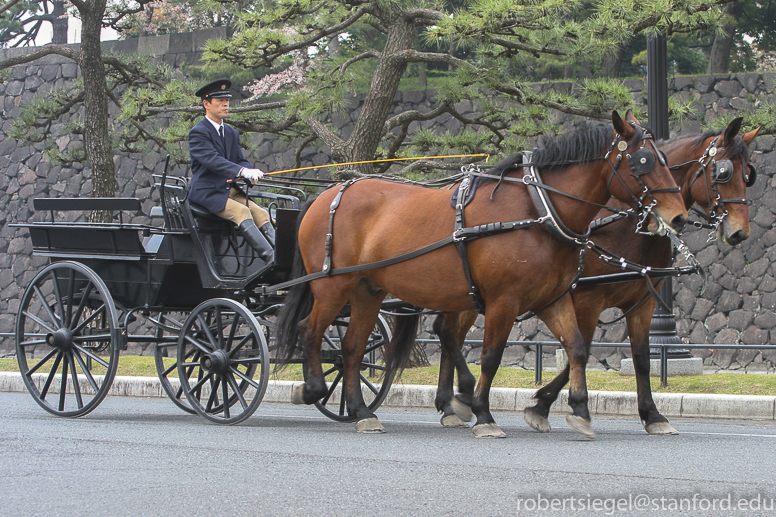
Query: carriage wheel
xmin=177 ymin=298 xmax=269 ymax=424
xmin=152 ymin=312 xmax=196 ymax=414
xmin=303 ymin=314 xmax=395 ymax=422
xmin=15 ymin=261 xmax=120 ymax=417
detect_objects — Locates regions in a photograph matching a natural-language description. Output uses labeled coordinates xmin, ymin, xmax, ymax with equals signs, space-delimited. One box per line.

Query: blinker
xmin=712 ymin=159 xmax=734 ymax=184
xmin=630 ymin=148 xmax=655 ymax=175
xmin=745 ymin=163 xmax=757 ymax=187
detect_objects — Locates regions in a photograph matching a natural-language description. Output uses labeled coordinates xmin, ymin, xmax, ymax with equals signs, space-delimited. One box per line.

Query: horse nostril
xmin=671 ymin=214 xmax=687 ymax=232
xmin=727 ymin=230 xmax=744 ymax=246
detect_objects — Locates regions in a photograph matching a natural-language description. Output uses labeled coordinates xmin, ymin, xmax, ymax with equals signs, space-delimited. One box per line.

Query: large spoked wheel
xmin=15 ymin=261 xmax=120 ymax=417
xmin=152 ymin=312 xmax=196 ymax=414
xmin=303 ymin=314 xmax=395 ymax=422
xmin=177 ymin=298 xmax=269 ymax=425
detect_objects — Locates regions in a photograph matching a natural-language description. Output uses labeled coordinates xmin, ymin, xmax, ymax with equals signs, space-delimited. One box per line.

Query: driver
xmin=188 ymin=78 xmax=274 ymax=262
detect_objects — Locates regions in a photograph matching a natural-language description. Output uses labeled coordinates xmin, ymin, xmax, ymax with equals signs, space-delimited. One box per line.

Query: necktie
xmin=218 ymin=125 xmax=225 ymax=147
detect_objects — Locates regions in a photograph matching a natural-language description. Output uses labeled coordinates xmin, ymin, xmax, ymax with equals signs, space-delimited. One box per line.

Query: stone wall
xmin=1 ymin=32 xmax=775 ymax=373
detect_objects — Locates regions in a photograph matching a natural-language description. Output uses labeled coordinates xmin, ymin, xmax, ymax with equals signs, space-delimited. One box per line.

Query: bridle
xmin=680 ymin=135 xmax=751 ymax=241
xmin=603 ymin=123 xmax=681 ymax=234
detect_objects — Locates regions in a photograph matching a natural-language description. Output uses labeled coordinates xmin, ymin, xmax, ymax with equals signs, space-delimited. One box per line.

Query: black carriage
xmin=12 ymin=166 xmax=394 ymax=424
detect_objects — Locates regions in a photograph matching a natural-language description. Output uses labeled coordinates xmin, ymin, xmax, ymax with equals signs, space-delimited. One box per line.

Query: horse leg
xmin=470 ymin=310 xmax=514 ymax=438
xmin=340 ymin=284 xmax=387 ymax=433
xmin=524 ymin=300 xmax=600 ymax=433
xmin=292 ymin=299 xmax=348 ymax=406
xmin=433 ymin=311 xmax=478 ymax=427
xmin=626 ymin=299 xmax=678 ymax=435
xmin=540 ymin=297 xmax=595 ymax=437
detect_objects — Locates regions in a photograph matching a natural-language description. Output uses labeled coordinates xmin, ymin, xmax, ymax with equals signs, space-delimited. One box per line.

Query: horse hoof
xmin=355 ymin=417 xmax=385 ymax=434
xmin=291 ymin=385 xmax=306 ymax=405
xmin=645 ymin=422 xmax=678 ymax=435
xmin=472 ymin=423 xmax=506 ymax=438
xmin=451 ymin=397 xmax=473 ymax=422
xmin=441 ymin=414 xmax=469 ymax=428
xmin=566 ymin=415 xmax=595 ymax=438
xmin=524 ymin=411 xmax=551 ymax=433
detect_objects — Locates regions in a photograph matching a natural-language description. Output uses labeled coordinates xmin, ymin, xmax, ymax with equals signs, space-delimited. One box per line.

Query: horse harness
xmin=680 ymin=135 xmax=754 ymax=241
xmin=264 ymin=126 xmax=689 ymax=319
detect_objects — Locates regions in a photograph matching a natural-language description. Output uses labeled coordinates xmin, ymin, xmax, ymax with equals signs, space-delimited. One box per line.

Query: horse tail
xmin=274 ymin=197 xmax=316 ymax=370
xmin=384 ymin=313 xmax=421 ymax=378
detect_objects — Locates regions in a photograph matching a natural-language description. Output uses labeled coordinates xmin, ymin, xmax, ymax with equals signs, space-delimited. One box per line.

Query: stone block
xmin=717 ymin=291 xmax=741 ymax=312
xmin=383 ymin=383 xmax=435 ymax=408
xmin=693 ymin=75 xmax=716 ymax=94
xmin=681 ymin=393 xmax=774 ymax=419
xmin=741 ymin=326 xmax=769 ymax=346
xmin=728 ymin=310 xmax=754 ymax=330
xmin=138 ymin=34 xmax=170 ymax=56
xmin=593 ymin=390 xmax=637 ymax=415
xmin=653 ymin=393 xmax=683 ymax=417
xmin=754 ymin=310 xmax=776 ymax=329
xmin=620 ymin=358 xmax=703 ymax=376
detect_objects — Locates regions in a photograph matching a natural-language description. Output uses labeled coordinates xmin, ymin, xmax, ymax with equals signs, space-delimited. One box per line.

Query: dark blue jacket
xmin=188 ymin=117 xmax=252 ymax=213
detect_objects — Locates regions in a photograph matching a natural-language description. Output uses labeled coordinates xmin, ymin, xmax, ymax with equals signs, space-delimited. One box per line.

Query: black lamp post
xmin=646 ymin=35 xmax=692 ymax=359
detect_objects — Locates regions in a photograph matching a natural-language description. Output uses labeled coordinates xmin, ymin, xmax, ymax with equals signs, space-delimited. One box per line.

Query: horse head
xmin=684 ymin=118 xmax=760 ymax=246
xmin=607 ymin=110 xmax=687 ymax=235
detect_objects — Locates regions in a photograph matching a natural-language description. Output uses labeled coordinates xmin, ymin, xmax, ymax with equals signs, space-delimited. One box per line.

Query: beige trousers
xmin=214 ymin=187 xmax=271 ymax=227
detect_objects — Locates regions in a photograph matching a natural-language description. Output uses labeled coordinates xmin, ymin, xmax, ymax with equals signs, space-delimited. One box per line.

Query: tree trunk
xmin=346 ymin=5 xmax=414 ymax=173
xmin=51 ymin=1 xmax=68 ymax=44
xmin=707 ymin=2 xmax=743 ymax=73
xmin=78 ymin=0 xmax=115 ymax=221
xmin=601 ymin=45 xmax=623 ymax=78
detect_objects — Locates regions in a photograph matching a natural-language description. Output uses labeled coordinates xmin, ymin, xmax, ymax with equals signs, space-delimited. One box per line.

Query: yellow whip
xmin=266 ymin=153 xmax=490 ymax=176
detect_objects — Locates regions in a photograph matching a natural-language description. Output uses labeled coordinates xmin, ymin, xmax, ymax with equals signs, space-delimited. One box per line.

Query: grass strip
xmin=2 ymin=356 xmax=775 ymax=396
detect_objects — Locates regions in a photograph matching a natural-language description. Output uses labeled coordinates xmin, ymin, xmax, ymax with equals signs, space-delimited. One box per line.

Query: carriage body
xmin=12 ymin=172 xmax=393 ymax=424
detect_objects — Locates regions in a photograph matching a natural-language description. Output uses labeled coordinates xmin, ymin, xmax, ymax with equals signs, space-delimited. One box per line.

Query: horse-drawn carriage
xmin=12 ymin=112 xmax=759 ymax=438
xmin=12 ymin=161 xmax=394 ymax=424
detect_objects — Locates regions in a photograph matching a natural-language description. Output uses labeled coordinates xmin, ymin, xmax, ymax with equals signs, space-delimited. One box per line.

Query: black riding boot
xmin=238 ymin=219 xmax=274 ymax=262
xmin=259 ymin=222 xmax=276 ymax=248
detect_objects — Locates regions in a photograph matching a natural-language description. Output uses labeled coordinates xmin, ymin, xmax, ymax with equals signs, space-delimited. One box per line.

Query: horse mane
xmin=662 ymin=128 xmax=750 ymax=159
xmin=489 ymin=121 xmax=639 ymax=176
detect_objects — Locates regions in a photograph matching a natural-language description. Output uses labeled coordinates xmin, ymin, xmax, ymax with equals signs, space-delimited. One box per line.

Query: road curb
xmin=2 ymin=372 xmax=774 ymax=420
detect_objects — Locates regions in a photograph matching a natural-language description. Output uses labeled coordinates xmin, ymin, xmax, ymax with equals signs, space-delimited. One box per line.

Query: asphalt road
xmin=2 ymin=392 xmax=776 ymax=517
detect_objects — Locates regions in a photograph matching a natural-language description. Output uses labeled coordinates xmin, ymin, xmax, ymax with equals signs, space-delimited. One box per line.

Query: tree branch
xmin=0 ymin=45 xmax=78 ymax=70
xmin=0 ymin=0 xmax=23 ymax=16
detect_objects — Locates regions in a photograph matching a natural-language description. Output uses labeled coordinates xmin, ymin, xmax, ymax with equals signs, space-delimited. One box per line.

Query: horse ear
xmin=624 ymin=109 xmax=641 ymax=125
xmin=742 ymin=126 xmax=761 ymax=146
xmin=612 ymin=110 xmax=634 ymax=140
xmin=719 ymin=117 xmax=743 ymax=146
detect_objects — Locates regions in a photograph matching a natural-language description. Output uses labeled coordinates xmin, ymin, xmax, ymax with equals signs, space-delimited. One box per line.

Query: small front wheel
xmin=177 ymin=298 xmax=269 ymax=424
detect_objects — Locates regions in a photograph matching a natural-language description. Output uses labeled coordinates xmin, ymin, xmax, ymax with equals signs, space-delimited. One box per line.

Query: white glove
xmin=240 ymin=168 xmax=265 ymax=182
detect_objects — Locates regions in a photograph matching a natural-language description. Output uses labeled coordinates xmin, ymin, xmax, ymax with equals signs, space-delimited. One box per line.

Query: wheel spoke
xmin=59 ymin=357 xmax=69 ymax=412
xmin=361 ymin=362 xmax=388 ymax=372
xmin=21 ymin=310 xmax=56 ymax=335
xmin=32 ymin=285 xmax=60 ymax=329
xmin=66 ymin=353 xmax=84 ymax=409
xmin=221 ymin=376 xmax=230 ymax=418
xmin=64 ymin=269 xmax=75 ymax=328
xmin=72 ymin=349 xmax=100 ymax=393
xmin=359 ymin=372 xmax=380 ymax=396
xmin=27 ymin=348 xmax=58 ymax=375
xmin=183 ymin=333 xmax=214 ymax=355
xmin=71 ymin=343 xmax=110 ymax=369
xmin=39 ymin=352 xmax=63 ymax=400
xmin=206 ymin=376 xmax=221 ymax=413
xmin=49 ymin=271 xmax=66 ymax=327
xmin=322 ymin=366 xmax=337 ymax=377
xmin=70 ymin=281 xmax=95 ymax=330
xmin=195 ymin=313 xmax=219 ymax=350
xmin=320 ymin=371 xmax=343 ymax=406
xmin=227 ymin=333 xmax=254 ymax=359
xmin=188 ymin=371 xmax=213 ymax=395
xmin=322 ymin=333 xmax=340 ymax=350
xmin=226 ymin=373 xmax=249 ymax=411
xmin=338 ymin=389 xmax=346 ymax=416
xmin=214 ymin=306 xmax=225 ymax=351
xmin=71 ymin=304 xmax=107 ymax=334
xmin=230 ymin=366 xmax=260 ymax=390
xmin=18 ymin=337 xmax=48 ymax=348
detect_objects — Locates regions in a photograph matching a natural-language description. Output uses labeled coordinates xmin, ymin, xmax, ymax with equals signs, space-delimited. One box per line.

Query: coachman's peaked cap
xmin=196 ymin=79 xmax=233 ymax=100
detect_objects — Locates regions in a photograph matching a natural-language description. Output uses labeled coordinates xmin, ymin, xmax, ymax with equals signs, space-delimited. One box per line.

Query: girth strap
xmin=454 ymin=173 xmax=486 ymax=314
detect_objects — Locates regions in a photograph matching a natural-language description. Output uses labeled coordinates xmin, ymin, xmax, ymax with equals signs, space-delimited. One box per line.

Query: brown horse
xmin=275 ymin=111 xmax=687 ymax=437
xmin=424 ymin=117 xmax=759 ymax=436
